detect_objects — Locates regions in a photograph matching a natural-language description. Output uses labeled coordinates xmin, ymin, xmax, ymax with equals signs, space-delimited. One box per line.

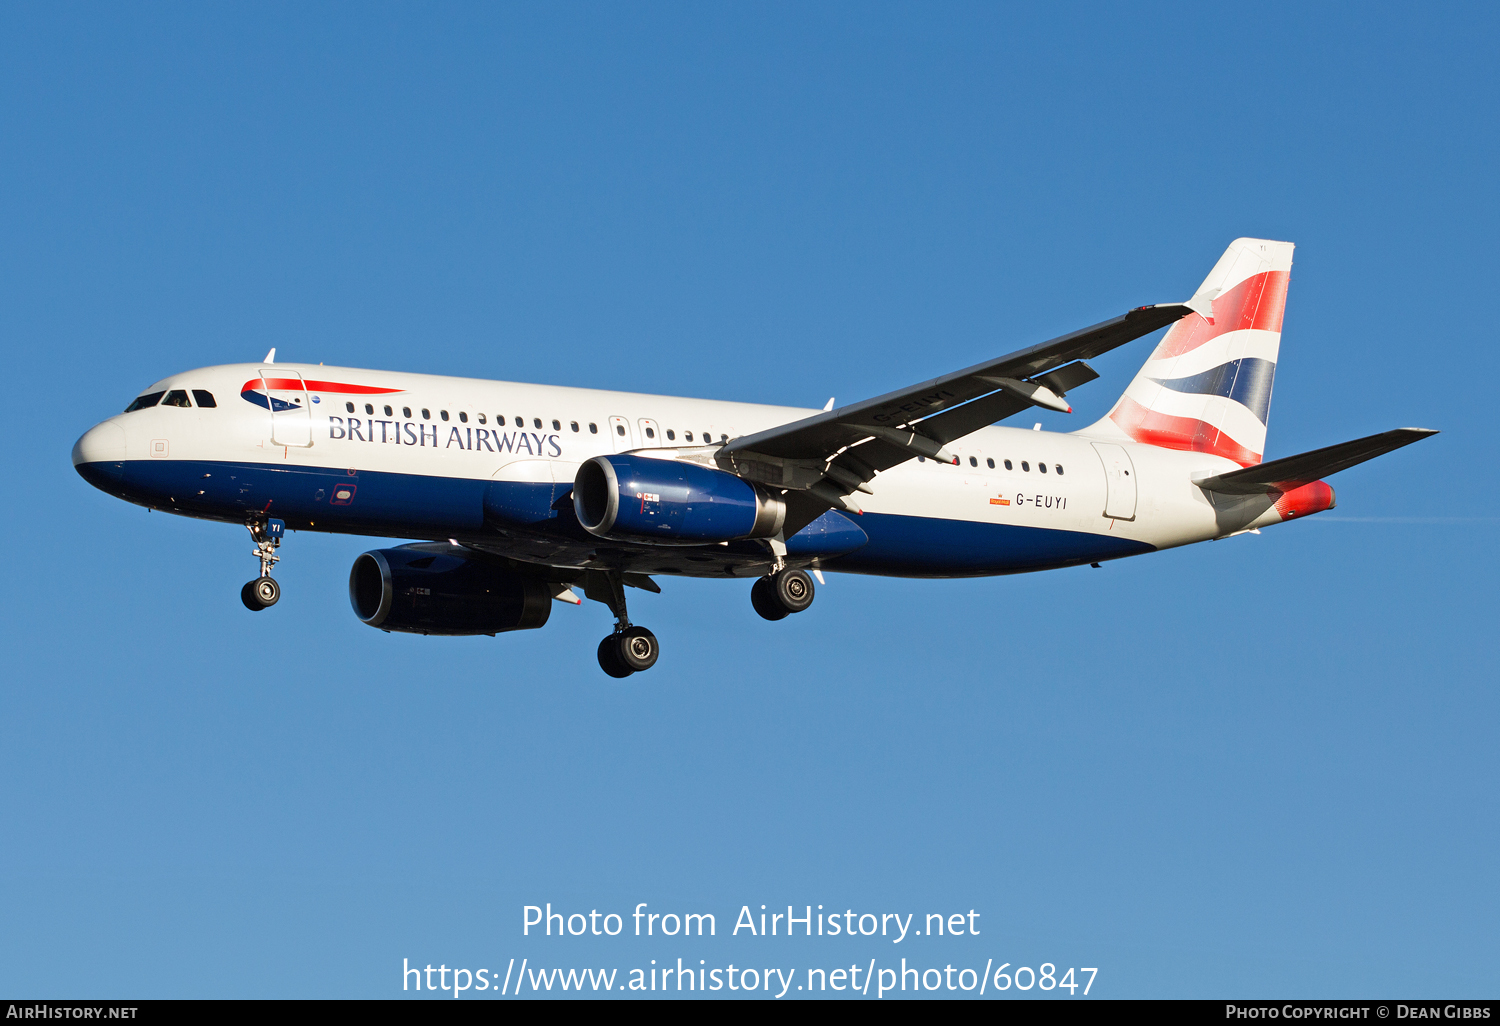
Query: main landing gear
xmin=593 ymin=570 xmax=659 ymax=678
xmin=751 ymin=568 xmax=815 ymax=621
xmin=241 ymin=518 xmax=285 ymax=612
xmin=597 ymin=627 xmax=659 ymax=679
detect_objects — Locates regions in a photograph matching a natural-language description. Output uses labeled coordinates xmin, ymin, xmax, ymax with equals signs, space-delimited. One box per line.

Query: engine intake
xmin=349 ymin=547 xmax=553 ymax=636
xmin=573 ymin=454 xmax=786 ymax=543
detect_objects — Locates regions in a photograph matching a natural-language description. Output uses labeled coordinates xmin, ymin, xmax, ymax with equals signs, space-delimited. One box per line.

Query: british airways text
xmin=326 ymin=417 xmax=563 ymax=456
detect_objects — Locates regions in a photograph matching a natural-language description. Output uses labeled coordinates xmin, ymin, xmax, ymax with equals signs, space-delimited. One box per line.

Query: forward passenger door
xmin=257 ymin=369 xmax=314 ymax=448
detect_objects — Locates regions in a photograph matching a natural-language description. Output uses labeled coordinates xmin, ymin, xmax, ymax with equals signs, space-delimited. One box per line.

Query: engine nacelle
xmin=573 ymin=454 xmax=786 ymax=543
xmin=349 ymin=547 xmax=553 ymax=636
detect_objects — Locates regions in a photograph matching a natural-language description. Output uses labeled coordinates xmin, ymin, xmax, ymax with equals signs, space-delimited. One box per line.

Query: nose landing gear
xmin=751 ymin=568 xmax=815 ymax=621
xmin=590 ymin=570 xmax=659 ymax=677
xmin=241 ymin=518 xmax=285 ymax=611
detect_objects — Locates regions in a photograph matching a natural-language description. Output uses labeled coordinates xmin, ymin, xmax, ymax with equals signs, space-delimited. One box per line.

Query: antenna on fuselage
xmin=263 ymin=348 xmax=276 ymax=364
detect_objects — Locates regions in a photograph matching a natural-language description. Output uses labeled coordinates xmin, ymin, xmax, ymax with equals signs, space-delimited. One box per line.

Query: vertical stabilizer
xmin=1083 ymin=238 xmax=1294 ymax=466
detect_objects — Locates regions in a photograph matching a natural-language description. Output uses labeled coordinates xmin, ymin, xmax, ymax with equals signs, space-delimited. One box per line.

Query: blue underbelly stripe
xmin=92 ymin=459 xmax=1155 ymax=576
xmin=830 ymin=510 xmax=1153 ymax=576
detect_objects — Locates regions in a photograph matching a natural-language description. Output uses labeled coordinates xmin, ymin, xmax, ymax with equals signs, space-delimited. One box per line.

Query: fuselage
xmin=72 ymin=361 xmax=1293 ymax=580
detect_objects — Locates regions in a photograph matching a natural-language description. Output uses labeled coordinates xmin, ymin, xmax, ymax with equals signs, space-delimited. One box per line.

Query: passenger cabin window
xmin=685 ymin=431 xmax=694 ymax=442
xmin=533 ymin=418 xmax=542 ymax=429
xmin=1021 ymin=461 xmax=1030 ymax=471
xmin=552 ymin=419 xmax=561 ymax=431
xmin=666 ymin=429 xmax=675 ymax=441
xmin=459 ymin=412 xmax=468 ymax=423
xmin=162 ymin=390 xmax=192 ymax=408
xmin=969 ymin=456 xmax=977 ymax=467
xmin=645 ymin=427 xmax=655 ymax=439
xmin=125 ymin=391 xmax=165 ymax=412
xmin=1004 ymin=460 xmax=1013 ymax=470
xmin=365 ymin=403 xmax=374 ymax=415
xmin=986 ymin=458 xmax=995 ymax=469
xmin=477 ymin=413 xmax=486 ymax=424
xmin=384 ymin=405 xmax=393 ymax=416
xmin=192 ymin=390 xmax=216 ymax=408
xmin=1055 ymin=465 xmax=1064 ymax=475
xmin=589 ymin=423 xmax=598 ymax=434
xmin=422 ymin=409 xmax=431 ymax=420
xmin=403 ymin=407 xmax=412 ymax=418
xmin=440 ymin=410 xmax=449 ymax=421
xmin=514 ymin=416 xmax=523 ymax=427
xmin=345 ymin=402 xmax=355 ymax=413
xmin=570 ymin=421 xmax=579 ymax=432
xmin=1039 ymin=463 xmax=1047 ymax=473
xmin=616 ymin=424 xmax=626 ymax=436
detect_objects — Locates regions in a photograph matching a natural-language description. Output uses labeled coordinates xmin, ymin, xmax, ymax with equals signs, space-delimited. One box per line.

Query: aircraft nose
xmin=72 ymin=420 xmax=127 ymax=489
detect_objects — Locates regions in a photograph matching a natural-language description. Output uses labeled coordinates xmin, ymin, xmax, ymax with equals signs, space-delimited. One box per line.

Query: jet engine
xmin=572 ymin=454 xmax=786 ymax=543
xmin=349 ymin=547 xmax=552 ymax=636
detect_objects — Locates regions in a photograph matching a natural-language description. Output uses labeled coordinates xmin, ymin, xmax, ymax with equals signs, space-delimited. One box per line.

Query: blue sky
xmin=1 ymin=2 xmax=1496 ymax=999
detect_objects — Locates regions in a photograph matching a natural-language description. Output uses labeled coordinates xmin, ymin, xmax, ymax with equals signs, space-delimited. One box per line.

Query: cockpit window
xmin=161 ymin=390 xmax=192 ymax=408
xmin=124 ymin=391 xmax=165 ymax=412
xmin=192 ymin=390 xmax=216 ymax=408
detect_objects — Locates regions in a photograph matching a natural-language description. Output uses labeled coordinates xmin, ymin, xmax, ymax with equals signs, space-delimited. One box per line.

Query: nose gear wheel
xmin=241 ymin=576 xmax=281 ymax=610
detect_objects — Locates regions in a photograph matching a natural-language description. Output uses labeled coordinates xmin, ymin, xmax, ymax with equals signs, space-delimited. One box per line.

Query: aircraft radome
xmin=73 ymin=239 xmax=1436 ymax=677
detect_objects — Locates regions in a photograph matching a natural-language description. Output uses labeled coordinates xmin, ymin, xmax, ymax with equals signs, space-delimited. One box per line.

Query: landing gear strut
xmin=751 ymin=568 xmax=815 ymax=621
xmin=591 ymin=570 xmax=659 ymax=677
xmin=241 ymin=518 xmax=285 ymax=612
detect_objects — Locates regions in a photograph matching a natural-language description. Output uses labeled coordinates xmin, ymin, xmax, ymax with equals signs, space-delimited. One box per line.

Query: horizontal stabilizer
xmin=1194 ymin=428 xmax=1438 ymax=494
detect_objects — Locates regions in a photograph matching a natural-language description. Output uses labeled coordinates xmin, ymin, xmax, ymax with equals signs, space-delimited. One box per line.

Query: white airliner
xmin=73 ymin=238 xmax=1433 ymax=676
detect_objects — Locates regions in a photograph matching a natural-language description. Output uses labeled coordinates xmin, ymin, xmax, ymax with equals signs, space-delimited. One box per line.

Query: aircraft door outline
xmin=1091 ymin=441 xmax=1137 ymax=520
xmin=258 ymin=369 xmax=314 ymax=448
xmin=609 ymin=416 xmax=634 ymax=452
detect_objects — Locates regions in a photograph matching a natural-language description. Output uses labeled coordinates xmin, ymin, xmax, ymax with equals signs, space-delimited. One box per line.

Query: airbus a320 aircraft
xmin=73 ymin=239 xmax=1434 ymax=676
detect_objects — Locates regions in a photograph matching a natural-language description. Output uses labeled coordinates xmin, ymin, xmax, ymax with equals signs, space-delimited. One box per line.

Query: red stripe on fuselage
xmin=241 ymin=378 xmax=405 ymax=394
xmin=1151 ymin=270 xmax=1289 ymax=361
xmin=1109 ymin=395 xmax=1262 ymax=466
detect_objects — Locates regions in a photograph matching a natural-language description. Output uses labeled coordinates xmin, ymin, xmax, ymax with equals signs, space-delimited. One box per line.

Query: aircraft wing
xmin=718 ymin=302 xmax=1197 ymax=529
xmin=1193 ymin=427 xmax=1439 ymax=494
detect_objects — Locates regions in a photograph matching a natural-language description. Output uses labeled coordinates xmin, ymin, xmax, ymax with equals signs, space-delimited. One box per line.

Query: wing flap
xmin=903 ymin=388 xmax=1036 ymax=447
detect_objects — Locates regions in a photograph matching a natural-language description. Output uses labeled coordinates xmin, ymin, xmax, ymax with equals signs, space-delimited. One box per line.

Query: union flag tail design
xmin=1088 ymin=238 xmax=1294 ymax=466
